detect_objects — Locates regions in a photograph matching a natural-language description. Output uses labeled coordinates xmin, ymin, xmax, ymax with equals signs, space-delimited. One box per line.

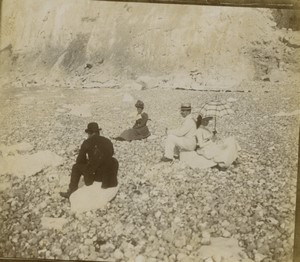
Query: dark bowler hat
xmin=85 ymin=122 xmax=102 ymax=134
xmin=181 ymin=103 xmax=192 ymax=111
xmin=135 ymin=100 xmax=144 ymax=109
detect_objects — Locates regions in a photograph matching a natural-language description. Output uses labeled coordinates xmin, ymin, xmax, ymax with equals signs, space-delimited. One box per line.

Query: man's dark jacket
xmin=75 ymin=134 xmax=118 ymax=188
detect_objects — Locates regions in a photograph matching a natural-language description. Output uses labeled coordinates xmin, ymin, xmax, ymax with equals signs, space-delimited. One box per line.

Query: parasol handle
xmin=213 ymin=116 xmax=217 ymax=135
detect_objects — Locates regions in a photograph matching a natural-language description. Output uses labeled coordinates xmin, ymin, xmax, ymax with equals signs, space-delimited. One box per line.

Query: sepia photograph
xmin=0 ymin=0 xmax=299 ymax=262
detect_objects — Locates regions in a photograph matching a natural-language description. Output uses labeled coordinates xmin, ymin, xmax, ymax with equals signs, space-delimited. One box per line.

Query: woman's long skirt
xmin=117 ymin=126 xmax=150 ymax=141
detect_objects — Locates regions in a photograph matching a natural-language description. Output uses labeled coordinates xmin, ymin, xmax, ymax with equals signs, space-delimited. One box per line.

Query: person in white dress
xmin=180 ymin=114 xmax=241 ymax=169
xmin=161 ymin=103 xmax=197 ymax=162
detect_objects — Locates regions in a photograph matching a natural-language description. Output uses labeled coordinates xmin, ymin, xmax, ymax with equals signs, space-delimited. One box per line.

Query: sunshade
xmin=199 ymin=100 xmax=234 ymax=134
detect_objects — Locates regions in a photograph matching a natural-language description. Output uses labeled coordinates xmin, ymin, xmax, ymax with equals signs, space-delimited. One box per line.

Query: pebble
xmin=256 ymin=221 xmax=264 ymax=226
xmin=22 ymin=230 xmax=29 ymax=235
xmin=174 ymin=217 xmax=181 ymax=223
xmin=221 ymin=220 xmax=230 ymax=227
xmin=78 ymin=253 xmax=85 ymax=260
xmin=211 ymin=210 xmax=218 ymax=216
xmin=254 ymin=253 xmax=266 ymax=262
xmin=52 ymin=247 xmax=62 ymax=257
xmin=267 ymin=217 xmax=279 ymax=225
xmin=198 ymin=222 xmax=208 ymax=230
xmin=239 ymin=251 xmax=248 ymax=259
xmin=201 ymin=237 xmax=211 ymax=245
xmin=155 ymin=211 xmax=161 ymax=219
xmin=201 ymin=231 xmax=211 ymax=245
xmin=162 ymin=229 xmax=174 ymax=243
xmin=12 ymin=237 xmax=18 ymax=243
xmin=84 ymin=239 xmax=93 ymax=245
xmin=174 ymin=235 xmax=187 ymax=248
xmin=223 ymin=258 xmax=240 ymax=262
xmin=240 ymin=225 xmax=250 ymax=234
xmin=135 ymin=254 xmax=146 ymax=262
xmin=114 ymin=222 xmax=123 ymax=235
xmin=202 ymin=231 xmax=210 ymax=239
xmin=177 ymin=253 xmax=187 ymax=260
xmin=38 ymin=249 xmax=47 ymax=256
xmin=147 ymin=258 xmax=157 ymax=262
xmin=186 ymin=244 xmax=193 ymax=251
xmin=114 ymin=249 xmax=124 ymax=260
xmin=212 ymin=255 xmax=223 ymax=262
xmin=39 ymin=202 xmax=47 ymax=210
xmin=101 ymin=243 xmax=115 ymax=253
xmin=222 ymin=229 xmax=231 ymax=238
xmin=87 ymin=251 xmax=98 ymax=261
xmin=80 ymin=226 xmax=89 ymax=233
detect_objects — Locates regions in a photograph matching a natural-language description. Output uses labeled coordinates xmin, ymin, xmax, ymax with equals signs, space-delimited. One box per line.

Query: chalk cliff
xmin=1 ymin=0 xmax=299 ymax=89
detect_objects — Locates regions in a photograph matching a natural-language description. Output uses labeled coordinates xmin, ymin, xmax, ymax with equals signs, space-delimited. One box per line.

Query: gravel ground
xmin=0 ymin=81 xmax=298 ymax=262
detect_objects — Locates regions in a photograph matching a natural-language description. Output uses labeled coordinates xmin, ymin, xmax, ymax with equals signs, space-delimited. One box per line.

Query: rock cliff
xmin=1 ymin=0 xmax=299 ymax=89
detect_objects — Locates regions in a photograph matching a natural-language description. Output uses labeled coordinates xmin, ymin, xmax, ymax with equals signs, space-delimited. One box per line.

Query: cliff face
xmin=1 ymin=0 xmax=299 ymax=89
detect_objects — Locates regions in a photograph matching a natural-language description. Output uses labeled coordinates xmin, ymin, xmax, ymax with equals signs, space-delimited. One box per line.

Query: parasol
xmin=199 ymin=100 xmax=234 ymax=134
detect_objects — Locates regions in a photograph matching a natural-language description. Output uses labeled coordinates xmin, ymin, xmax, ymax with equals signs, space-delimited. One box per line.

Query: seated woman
xmin=180 ymin=114 xmax=241 ymax=169
xmin=195 ymin=115 xmax=215 ymax=155
xmin=115 ymin=100 xmax=151 ymax=141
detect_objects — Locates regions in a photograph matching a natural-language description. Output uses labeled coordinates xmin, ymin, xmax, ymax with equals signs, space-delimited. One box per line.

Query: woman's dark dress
xmin=118 ymin=112 xmax=151 ymax=141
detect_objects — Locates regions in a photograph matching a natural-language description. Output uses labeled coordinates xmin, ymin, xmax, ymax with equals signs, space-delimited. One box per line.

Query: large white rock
xmin=0 ymin=150 xmax=63 ymax=177
xmin=0 ymin=142 xmax=34 ymax=156
xmin=70 ymin=182 xmax=119 ymax=213
xmin=198 ymin=237 xmax=245 ymax=260
xmin=41 ymin=217 xmax=68 ymax=231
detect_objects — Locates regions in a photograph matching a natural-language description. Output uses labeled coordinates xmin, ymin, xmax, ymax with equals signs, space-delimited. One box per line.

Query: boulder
xmin=41 ymin=217 xmax=68 ymax=231
xmin=0 ymin=150 xmax=63 ymax=177
xmin=198 ymin=237 xmax=245 ymax=260
xmin=70 ymin=182 xmax=119 ymax=213
xmin=0 ymin=142 xmax=34 ymax=156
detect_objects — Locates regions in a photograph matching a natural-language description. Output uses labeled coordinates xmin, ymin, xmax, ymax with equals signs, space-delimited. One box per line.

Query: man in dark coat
xmin=60 ymin=122 xmax=118 ymax=198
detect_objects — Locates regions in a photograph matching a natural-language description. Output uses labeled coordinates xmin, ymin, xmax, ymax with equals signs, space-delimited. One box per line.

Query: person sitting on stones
xmin=161 ymin=103 xmax=197 ymax=162
xmin=179 ymin=114 xmax=240 ymax=169
xmin=195 ymin=114 xmax=241 ymax=167
xmin=115 ymin=100 xmax=151 ymax=141
xmin=195 ymin=114 xmax=215 ymax=155
xmin=60 ymin=122 xmax=118 ymax=198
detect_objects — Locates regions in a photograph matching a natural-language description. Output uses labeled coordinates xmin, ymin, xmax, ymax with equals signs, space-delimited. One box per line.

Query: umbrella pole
xmin=213 ymin=117 xmax=217 ymax=135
